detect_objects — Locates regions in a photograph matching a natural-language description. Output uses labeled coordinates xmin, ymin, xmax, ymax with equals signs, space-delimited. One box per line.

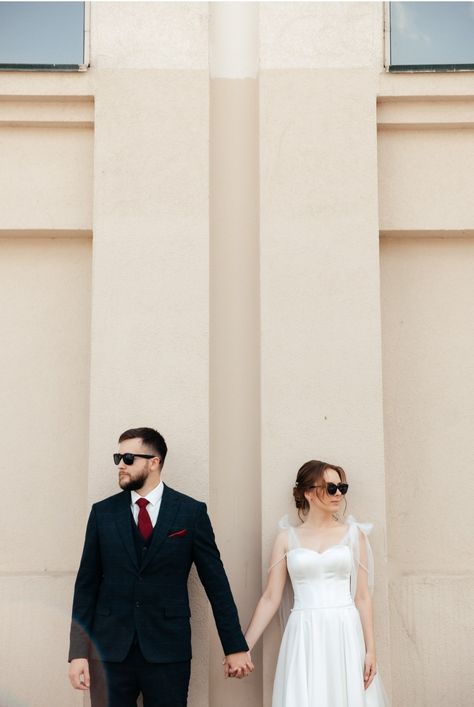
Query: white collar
xmin=131 ymin=480 xmax=164 ymax=507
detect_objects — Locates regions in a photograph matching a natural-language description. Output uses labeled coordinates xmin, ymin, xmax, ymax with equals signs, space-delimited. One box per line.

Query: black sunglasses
xmin=113 ymin=453 xmax=156 ymax=466
xmin=311 ymin=482 xmax=349 ymax=496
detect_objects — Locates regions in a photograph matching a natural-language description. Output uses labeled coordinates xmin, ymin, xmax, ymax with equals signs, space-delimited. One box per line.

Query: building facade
xmin=0 ymin=3 xmax=473 ymax=706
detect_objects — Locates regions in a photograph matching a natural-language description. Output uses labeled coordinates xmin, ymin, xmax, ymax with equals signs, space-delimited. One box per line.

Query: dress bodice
xmin=276 ymin=516 xmax=374 ymax=622
xmin=287 ymin=543 xmax=353 ymax=609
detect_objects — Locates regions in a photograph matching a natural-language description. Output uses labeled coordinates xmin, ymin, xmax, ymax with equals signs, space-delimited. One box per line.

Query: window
xmin=389 ymin=2 xmax=474 ymax=71
xmin=0 ymin=1 xmax=86 ymax=70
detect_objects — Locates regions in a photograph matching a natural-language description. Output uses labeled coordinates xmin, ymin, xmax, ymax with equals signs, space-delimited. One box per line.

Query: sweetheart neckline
xmin=289 ymin=524 xmax=351 ymax=556
xmin=287 ymin=544 xmax=350 ymax=558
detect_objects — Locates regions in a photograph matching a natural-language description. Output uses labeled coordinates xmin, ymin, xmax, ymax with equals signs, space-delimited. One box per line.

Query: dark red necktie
xmin=136 ymin=498 xmax=153 ymax=541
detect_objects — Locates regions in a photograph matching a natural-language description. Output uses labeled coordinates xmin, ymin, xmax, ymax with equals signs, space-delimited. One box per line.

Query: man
xmin=68 ymin=427 xmax=253 ymax=706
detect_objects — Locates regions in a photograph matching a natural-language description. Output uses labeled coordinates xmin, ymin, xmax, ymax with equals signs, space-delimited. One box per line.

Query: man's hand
xmin=68 ymin=658 xmax=90 ymax=690
xmin=223 ymin=651 xmax=254 ymax=679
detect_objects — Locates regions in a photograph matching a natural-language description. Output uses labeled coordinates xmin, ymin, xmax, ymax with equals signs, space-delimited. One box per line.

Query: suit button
xmin=135 ymin=601 xmax=141 ymax=608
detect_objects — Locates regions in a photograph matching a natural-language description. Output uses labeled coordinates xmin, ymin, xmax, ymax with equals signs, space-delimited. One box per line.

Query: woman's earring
xmin=343 ymin=497 xmax=347 ymax=516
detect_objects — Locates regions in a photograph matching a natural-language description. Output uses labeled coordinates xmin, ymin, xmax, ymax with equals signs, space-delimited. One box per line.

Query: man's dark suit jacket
xmin=69 ymin=484 xmax=248 ymax=663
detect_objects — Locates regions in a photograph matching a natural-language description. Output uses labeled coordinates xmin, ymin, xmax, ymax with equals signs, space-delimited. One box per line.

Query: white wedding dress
xmin=272 ymin=517 xmax=390 ymax=707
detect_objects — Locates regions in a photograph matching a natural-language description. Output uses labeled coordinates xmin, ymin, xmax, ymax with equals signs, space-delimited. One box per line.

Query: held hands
xmin=364 ymin=652 xmax=377 ymax=690
xmin=223 ymin=651 xmax=254 ymax=679
xmin=68 ymin=658 xmax=90 ymax=690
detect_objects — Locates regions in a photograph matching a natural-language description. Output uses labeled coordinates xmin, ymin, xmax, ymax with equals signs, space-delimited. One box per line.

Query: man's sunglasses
xmin=113 ymin=453 xmax=157 ymax=466
xmin=311 ymin=482 xmax=349 ymax=496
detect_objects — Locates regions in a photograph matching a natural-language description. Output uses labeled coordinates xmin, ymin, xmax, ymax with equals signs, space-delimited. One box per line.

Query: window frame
xmin=0 ymin=1 xmax=90 ymax=72
xmin=384 ymin=1 xmax=474 ymax=73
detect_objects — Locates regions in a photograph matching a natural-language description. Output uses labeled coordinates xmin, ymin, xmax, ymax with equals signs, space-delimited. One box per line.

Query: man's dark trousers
xmin=89 ymin=643 xmax=190 ymax=707
xmin=69 ymin=484 xmax=248 ymax=706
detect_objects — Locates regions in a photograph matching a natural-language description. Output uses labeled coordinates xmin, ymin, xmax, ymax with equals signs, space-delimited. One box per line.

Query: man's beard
xmin=119 ymin=470 xmax=148 ymax=491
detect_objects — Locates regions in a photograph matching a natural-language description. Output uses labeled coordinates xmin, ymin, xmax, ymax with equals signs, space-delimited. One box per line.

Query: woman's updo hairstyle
xmin=293 ymin=460 xmax=347 ymax=520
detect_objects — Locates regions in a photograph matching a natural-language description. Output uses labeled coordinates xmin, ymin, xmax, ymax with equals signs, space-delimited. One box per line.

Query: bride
xmin=244 ymin=460 xmax=390 ymax=706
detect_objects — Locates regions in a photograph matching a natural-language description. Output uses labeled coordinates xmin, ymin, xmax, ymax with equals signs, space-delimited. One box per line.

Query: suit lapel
xmin=140 ymin=484 xmax=180 ymax=572
xmin=114 ymin=491 xmax=139 ymax=570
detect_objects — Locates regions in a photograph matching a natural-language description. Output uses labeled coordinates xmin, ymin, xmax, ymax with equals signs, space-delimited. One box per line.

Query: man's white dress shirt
xmin=131 ymin=480 xmax=164 ymax=527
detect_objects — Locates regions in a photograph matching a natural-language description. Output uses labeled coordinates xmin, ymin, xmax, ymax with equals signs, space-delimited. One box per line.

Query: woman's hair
xmin=293 ymin=460 xmax=347 ymax=520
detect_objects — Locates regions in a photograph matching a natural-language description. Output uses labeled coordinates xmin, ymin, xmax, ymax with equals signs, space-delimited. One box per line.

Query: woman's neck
xmin=303 ymin=507 xmax=339 ymax=529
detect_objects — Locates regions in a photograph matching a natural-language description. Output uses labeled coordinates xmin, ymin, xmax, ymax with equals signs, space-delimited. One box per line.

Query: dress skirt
xmin=272 ymin=604 xmax=389 ymax=707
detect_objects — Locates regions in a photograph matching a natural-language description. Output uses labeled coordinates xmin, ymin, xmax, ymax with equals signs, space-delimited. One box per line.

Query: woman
xmin=244 ymin=460 xmax=390 ymax=706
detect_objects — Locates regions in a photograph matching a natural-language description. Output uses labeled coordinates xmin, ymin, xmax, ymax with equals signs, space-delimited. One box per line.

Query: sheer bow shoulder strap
xmin=267 ymin=516 xmax=298 ymax=571
xmin=279 ymin=514 xmax=300 ymax=550
xmin=268 ymin=515 xmax=297 ymax=633
xmin=346 ymin=515 xmax=374 ymax=599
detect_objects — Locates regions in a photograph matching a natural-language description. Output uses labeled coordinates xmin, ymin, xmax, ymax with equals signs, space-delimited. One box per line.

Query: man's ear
xmin=151 ymin=456 xmax=162 ymax=472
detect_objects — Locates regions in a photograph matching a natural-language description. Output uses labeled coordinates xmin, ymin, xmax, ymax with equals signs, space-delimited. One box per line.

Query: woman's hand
xmin=223 ymin=651 xmax=254 ymax=678
xmin=364 ymin=652 xmax=377 ymax=690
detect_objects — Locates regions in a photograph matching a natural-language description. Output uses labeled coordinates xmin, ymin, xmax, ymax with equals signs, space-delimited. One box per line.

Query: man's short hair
xmin=118 ymin=427 xmax=168 ymax=467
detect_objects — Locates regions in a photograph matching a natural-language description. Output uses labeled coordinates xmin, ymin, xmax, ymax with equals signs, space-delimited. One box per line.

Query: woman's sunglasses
xmin=311 ymin=482 xmax=349 ymax=496
xmin=113 ymin=453 xmax=156 ymax=466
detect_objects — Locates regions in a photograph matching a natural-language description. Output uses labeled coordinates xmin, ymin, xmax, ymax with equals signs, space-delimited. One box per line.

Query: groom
xmin=68 ymin=427 xmax=253 ymax=706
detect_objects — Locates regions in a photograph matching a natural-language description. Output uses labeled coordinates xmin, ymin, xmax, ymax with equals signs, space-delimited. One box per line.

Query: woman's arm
xmin=244 ymin=531 xmax=288 ymax=651
xmin=354 ymin=528 xmax=377 ymax=690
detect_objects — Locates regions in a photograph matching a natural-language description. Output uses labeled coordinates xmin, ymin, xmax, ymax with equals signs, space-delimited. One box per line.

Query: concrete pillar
xmin=88 ymin=67 xmax=210 ymax=706
xmin=259 ymin=69 xmax=391 ymax=704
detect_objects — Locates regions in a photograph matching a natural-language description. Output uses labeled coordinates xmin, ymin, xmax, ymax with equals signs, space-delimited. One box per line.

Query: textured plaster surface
xmin=260 ymin=68 xmax=390 ymax=704
xmin=88 ymin=68 xmax=210 ymax=706
xmin=260 ymin=1 xmax=384 ymax=69
xmin=90 ymin=1 xmax=209 ymax=70
xmin=381 ymin=237 xmax=474 ymax=706
xmin=0 ymin=238 xmax=91 ymax=573
xmin=209 ymin=77 xmax=261 ymax=705
xmin=0 ymin=239 xmax=91 ymax=707
xmin=0 ymin=126 xmax=93 ymax=230
xmin=0 ymin=574 xmax=83 ymax=707
xmin=378 ymin=128 xmax=474 ymax=231
xmin=209 ymin=3 xmax=258 ymax=78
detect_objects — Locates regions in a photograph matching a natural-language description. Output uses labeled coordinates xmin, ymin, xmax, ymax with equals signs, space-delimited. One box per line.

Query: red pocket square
xmin=168 ymin=529 xmax=188 ymax=538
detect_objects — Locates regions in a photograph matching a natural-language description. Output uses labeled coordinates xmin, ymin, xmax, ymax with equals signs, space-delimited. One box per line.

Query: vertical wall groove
xmin=209 ymin=4 xmax=262 ymax=706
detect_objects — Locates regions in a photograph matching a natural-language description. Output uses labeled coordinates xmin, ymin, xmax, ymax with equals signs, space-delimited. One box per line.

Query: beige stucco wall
xmin=89 ymin=66 xmax=211 ymax=707
xmin=0 ymin=237 xmax=92 ymax=707
xmin=379 ymin=128 xmax=474 ymax=232
xmin=380 ymin=237 xmax=474 ymax=706
xmin=0 ymin=2 xmax=473 ymax=706
xmin=378 ymin=95 xmax=474 ymax=704
xmin=258 ymin=5 xmax=390 ymax=700
xmin=259 ymin=67 xmax=390 ymax=703
xmin=0 ymin=126 xmax=93 ymax=231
